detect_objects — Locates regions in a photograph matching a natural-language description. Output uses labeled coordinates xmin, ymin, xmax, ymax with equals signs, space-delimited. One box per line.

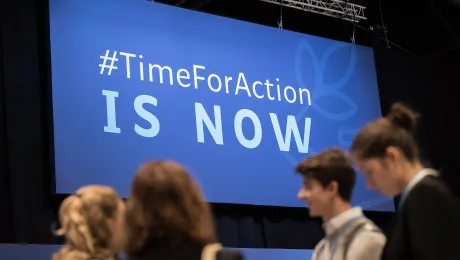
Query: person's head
xmin=53 ymin=185 xmax=123 ymax=260
xmin=296 ymin=148 xmax=356 ymax=219
xmin=117 ymin=160 xmax=217 ymax=254
xmin=351 ymin=102 xmax=422 ymax=196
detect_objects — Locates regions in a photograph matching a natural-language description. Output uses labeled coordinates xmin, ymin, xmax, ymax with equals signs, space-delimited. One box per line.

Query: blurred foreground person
xmin=351 ymin=103 xmax=460 ymax=260
xmin=53 ymin=185 xmax=123 ymax=260
xmin=296 ymin=148 xmax=385 ymax=260
xmin=113 ymin=160 xmax=233 ymax=260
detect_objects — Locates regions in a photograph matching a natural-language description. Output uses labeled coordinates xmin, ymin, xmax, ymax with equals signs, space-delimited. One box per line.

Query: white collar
xmin=324 ymin=207 xmax=363 ymax=236
xmin=398 ymin=168 xmax=438 ymax=211
xmin=403 ymin=168 xmax=438 ymax=196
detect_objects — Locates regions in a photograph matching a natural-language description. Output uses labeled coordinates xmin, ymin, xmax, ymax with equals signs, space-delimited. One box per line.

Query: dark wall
xmin=1 ymin=0 xmax=459 ymax=248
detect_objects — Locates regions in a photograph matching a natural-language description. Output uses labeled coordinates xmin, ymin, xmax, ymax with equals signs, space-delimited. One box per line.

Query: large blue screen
xmin=0 ymin=244 xmax=314 ymax=260
xmin=49 ymin=0 xmax=394 ymax=210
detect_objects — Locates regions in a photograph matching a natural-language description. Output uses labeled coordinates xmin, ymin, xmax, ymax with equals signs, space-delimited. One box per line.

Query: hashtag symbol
xmin=99 ymin=50 xmax=118 ymax=76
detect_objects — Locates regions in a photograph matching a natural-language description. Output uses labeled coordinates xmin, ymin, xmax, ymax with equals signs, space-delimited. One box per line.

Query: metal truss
xmin=259 ymin=0 xmax=367 ymax=23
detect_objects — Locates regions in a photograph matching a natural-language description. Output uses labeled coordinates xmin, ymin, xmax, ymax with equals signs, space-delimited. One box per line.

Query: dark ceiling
xmin=153 ymin=0 xmax=460 ymax=58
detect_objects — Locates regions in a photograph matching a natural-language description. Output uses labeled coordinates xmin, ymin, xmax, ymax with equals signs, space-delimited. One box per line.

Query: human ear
xmin=327 ymin=181 xmax=339 ymax=194
xmin=385 ymin=146 xmax=400 ymax=162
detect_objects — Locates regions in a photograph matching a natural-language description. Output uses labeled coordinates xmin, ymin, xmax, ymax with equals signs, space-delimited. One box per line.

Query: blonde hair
xmin=53 ymin=185 xmax=122 ymax=260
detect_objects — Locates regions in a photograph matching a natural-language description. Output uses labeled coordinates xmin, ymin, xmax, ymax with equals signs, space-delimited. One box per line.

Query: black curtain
xmin=375 ymin=51 xmax=442 ymax=167
xmin=374 ymin=50 xmax=460 ymax=197
xmin=1 ymin=0 xmax=459 ymax=249
xmin=1 ymin=0 xmax=52 ymax=243
xmin=0 ymin=16 xmax=14 ymax=244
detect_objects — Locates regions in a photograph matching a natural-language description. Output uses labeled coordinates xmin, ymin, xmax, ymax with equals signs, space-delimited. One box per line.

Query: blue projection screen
xmin=49 ymin=0 xmax=394 ymax=210
xmin=0 ymin=244 xmax=314 ymax=260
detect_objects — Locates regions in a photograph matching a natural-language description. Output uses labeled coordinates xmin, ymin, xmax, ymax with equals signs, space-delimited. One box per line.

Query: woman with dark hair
xmin=112 ymin=160 xmax=222 ymax=260
xmin=350 ymin=103 xmax=460 ymax=260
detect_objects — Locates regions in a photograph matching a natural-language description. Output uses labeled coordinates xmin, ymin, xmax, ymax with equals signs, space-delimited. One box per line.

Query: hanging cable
xmin=348 ymin=21 xmax=416 ymax=55
xmin=351 ymin=9 xmax=356 ymax=44
xmin=429 ymin=0 xmax=458 ymax=39
xmin=336 ymin=0 xmax=355 ymax=44
xmin=377 ymin=0 xmax=390 ymax=49
xmin=176 ymin=0 xmax=188 ymax=6
xmin=278 ymin=0 xmax=283 ymax=29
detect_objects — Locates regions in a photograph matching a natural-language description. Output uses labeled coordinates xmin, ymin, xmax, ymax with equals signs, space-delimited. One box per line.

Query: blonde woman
xmin=53 ymin=185 xmax=124 ymax=260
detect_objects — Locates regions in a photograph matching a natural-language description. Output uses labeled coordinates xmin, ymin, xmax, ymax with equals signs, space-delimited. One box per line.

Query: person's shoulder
xmin=346 ymin=225 xmax=386 ymax=259
xmin=356 ymin=228 xmax=386 ymax=243
xmin=313 ymin=238 xmax=326 ymax=251
xmin=418 ymin=175 xmax=449 ymax=191
xmin=407 ymin=175 xmax=460 ymax=215
xmin=350 ymin=219 xmax=385 ymax=246
xmin=311 ymin=239 xmax=326 ymax=260
xmin=413 ymin=175 xmax=458 ymax=202
xmin=357 ymin=217 xmax=381 ymax=232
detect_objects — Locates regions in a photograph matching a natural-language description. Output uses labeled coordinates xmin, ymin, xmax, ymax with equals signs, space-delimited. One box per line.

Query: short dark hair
xmin=295 ymin=148 xmax=356 ymax=202
xmin=351 ymin=102 xmax=420 ymax=161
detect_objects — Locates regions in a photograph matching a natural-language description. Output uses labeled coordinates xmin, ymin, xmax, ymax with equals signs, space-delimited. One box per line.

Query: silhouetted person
xmin=296 ymin=148 xmax=385 ymax=260
xmin=351 ymin=102 xmax=460 ymax=260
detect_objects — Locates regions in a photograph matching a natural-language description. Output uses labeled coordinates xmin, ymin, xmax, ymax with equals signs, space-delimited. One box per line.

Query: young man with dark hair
xmin=296 ymin=148 xmax=385 ymax=260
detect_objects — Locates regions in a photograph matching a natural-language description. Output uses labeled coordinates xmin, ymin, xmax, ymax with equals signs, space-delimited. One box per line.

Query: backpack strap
xmin=201 ymin=243 xmax=223 ymax=260
xmin=312 ymin=239 xmax=327 ymax=260
xmin=342 ymin=221 xmax=381 ymax=259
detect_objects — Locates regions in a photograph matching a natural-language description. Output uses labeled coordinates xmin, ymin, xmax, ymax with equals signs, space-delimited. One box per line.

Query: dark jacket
xmin=127 ymin=238 xmax=204 ymax=260
xmin=382 ymin=175 xmax=460 ymax=260
xmin=126 ymin=236 xmax=228 ymax=260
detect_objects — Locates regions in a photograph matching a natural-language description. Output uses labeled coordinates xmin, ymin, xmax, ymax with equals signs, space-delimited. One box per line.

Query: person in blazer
xmin=296 ymin=148 xmax=386 ymax=260
xmin=350 ymin=102 xmax=460 ymax=260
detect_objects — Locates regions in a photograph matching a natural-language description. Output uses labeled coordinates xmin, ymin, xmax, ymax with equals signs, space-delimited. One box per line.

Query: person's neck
xmin=399 ymin=161 xmax=424 ymax=192
xmin=322 ymin=200 xmax=351 ymax=223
